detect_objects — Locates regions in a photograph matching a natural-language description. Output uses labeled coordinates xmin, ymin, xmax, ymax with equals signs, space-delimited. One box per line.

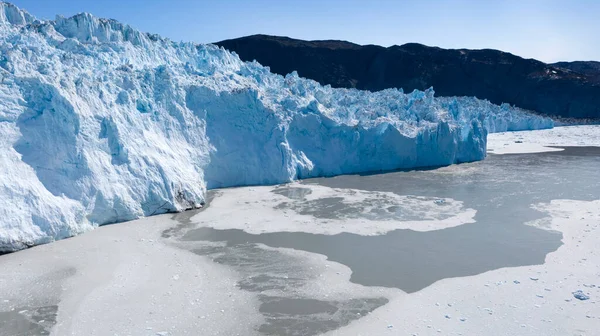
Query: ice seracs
xmin=0 ymin=2 xmax=554 ymax=251
xmin=0 ymin=2 xmax=34 ymax=25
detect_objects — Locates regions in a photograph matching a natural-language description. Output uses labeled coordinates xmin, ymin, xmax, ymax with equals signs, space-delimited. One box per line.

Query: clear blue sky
xmin=9 ymin=0 xmax=600 ymax=63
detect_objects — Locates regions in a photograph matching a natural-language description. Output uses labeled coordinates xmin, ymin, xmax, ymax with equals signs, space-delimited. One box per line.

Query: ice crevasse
xmin=0 ymin=2 xmax=554 ymax=252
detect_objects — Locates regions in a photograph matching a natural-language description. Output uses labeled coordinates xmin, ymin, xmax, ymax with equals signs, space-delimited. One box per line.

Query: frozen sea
xmin=174 ymin=146 xmax=600 ymax=335
xmin=1 ymin=127 xmax=600 ymax=335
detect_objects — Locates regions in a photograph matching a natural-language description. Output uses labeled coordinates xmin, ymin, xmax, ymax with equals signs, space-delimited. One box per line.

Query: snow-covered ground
xmin=0 ymin=2 xmax=553 ymax=252
xmin=488 ymin=125 xmax=600 ymax=154
xmin=0 ymin=213 xmax=262 ymax=336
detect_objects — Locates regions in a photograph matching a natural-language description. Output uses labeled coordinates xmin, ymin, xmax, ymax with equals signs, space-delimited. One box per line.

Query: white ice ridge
xmin=0 ymin=2 xmax=553 ymax=251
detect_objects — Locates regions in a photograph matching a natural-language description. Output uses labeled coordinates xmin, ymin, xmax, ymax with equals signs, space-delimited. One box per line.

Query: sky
xmin=8 ymin=0 xmax=600 ymax=63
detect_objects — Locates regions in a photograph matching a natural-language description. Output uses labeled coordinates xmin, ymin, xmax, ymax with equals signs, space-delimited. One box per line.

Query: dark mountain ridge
xmin=552 ymin=61 xmax=600 ymax=82
xmin=216 ymin=35 xmax=600 ymax=119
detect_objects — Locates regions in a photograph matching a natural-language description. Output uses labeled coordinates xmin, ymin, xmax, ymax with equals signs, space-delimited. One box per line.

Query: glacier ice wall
xmin=0 ymin=2 xmax=554 ymax=251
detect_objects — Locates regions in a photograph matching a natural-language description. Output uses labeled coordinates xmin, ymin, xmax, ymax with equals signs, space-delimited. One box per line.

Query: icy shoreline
xmin=488 ymin=125 xmax=600 ymax=154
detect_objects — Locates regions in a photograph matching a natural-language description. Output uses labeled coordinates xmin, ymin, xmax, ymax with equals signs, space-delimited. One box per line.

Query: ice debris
xmin=572 ymin=290 xmax=590 ymax=301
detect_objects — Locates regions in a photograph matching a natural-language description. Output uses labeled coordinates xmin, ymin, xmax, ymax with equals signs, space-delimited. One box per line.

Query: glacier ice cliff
xmin=0 ymin=2 xmax=554 ymax=252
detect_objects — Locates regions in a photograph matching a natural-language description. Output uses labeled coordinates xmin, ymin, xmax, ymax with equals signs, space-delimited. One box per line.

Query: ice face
xmin=0 ymin=3 xmax=554 ymax=251
xmin=0 ymin=2 xmax=34 ymax=26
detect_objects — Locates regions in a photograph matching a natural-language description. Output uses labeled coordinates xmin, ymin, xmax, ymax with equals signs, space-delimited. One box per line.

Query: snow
xmin=488 ymin=125 xmax=600 ymax=154
xmin=0 ymin=2 xmax=553 ymax=251
xmin=0 ymin=212 xmax=262 ymax=336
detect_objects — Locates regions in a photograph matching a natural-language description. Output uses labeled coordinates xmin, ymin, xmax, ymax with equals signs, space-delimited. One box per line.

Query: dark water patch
xmin=304 ymin=152 xmax=600 ymax=218
xmin=182 ymin=223 xmax=561 ymax=293
xmin=260 ymin=298 xmax=338 ymax=315
xmin=0 ymin=305 xmax=58 ymax=336
xmin=354 ymin=164 xmax=450 ymax=177
xmin=273 ymin=195 xmax=441 ymax=222
xmin=0 ymin=266 xmax=75 ymax=335
xmin=271 ymin=187 xmax=451 ymax=222
xmin=272 ymin=186 xmax=313 ymax=200
xmin=545 ymin=146 xmax=600 ymax=156
xmin=258 ymin=296 xmax=386 ymax=336
xmin=162 ymin=190 xmax=218 ymax=239
xmin=186 ymin=242 xmax=387 ymax=335
xmin=238 ymin=274 xmax=304 ymax=292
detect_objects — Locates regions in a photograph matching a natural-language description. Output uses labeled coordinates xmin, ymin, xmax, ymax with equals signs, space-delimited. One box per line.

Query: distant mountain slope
xmin=216 ymin=35 xmax=600 ymax=119
xmin=553 ymin=61 xmax=600 ymax=84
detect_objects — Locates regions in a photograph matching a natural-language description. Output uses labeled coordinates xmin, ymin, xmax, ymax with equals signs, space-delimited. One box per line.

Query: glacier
xmin=0 ymin=2 xmax=554 ymax=252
